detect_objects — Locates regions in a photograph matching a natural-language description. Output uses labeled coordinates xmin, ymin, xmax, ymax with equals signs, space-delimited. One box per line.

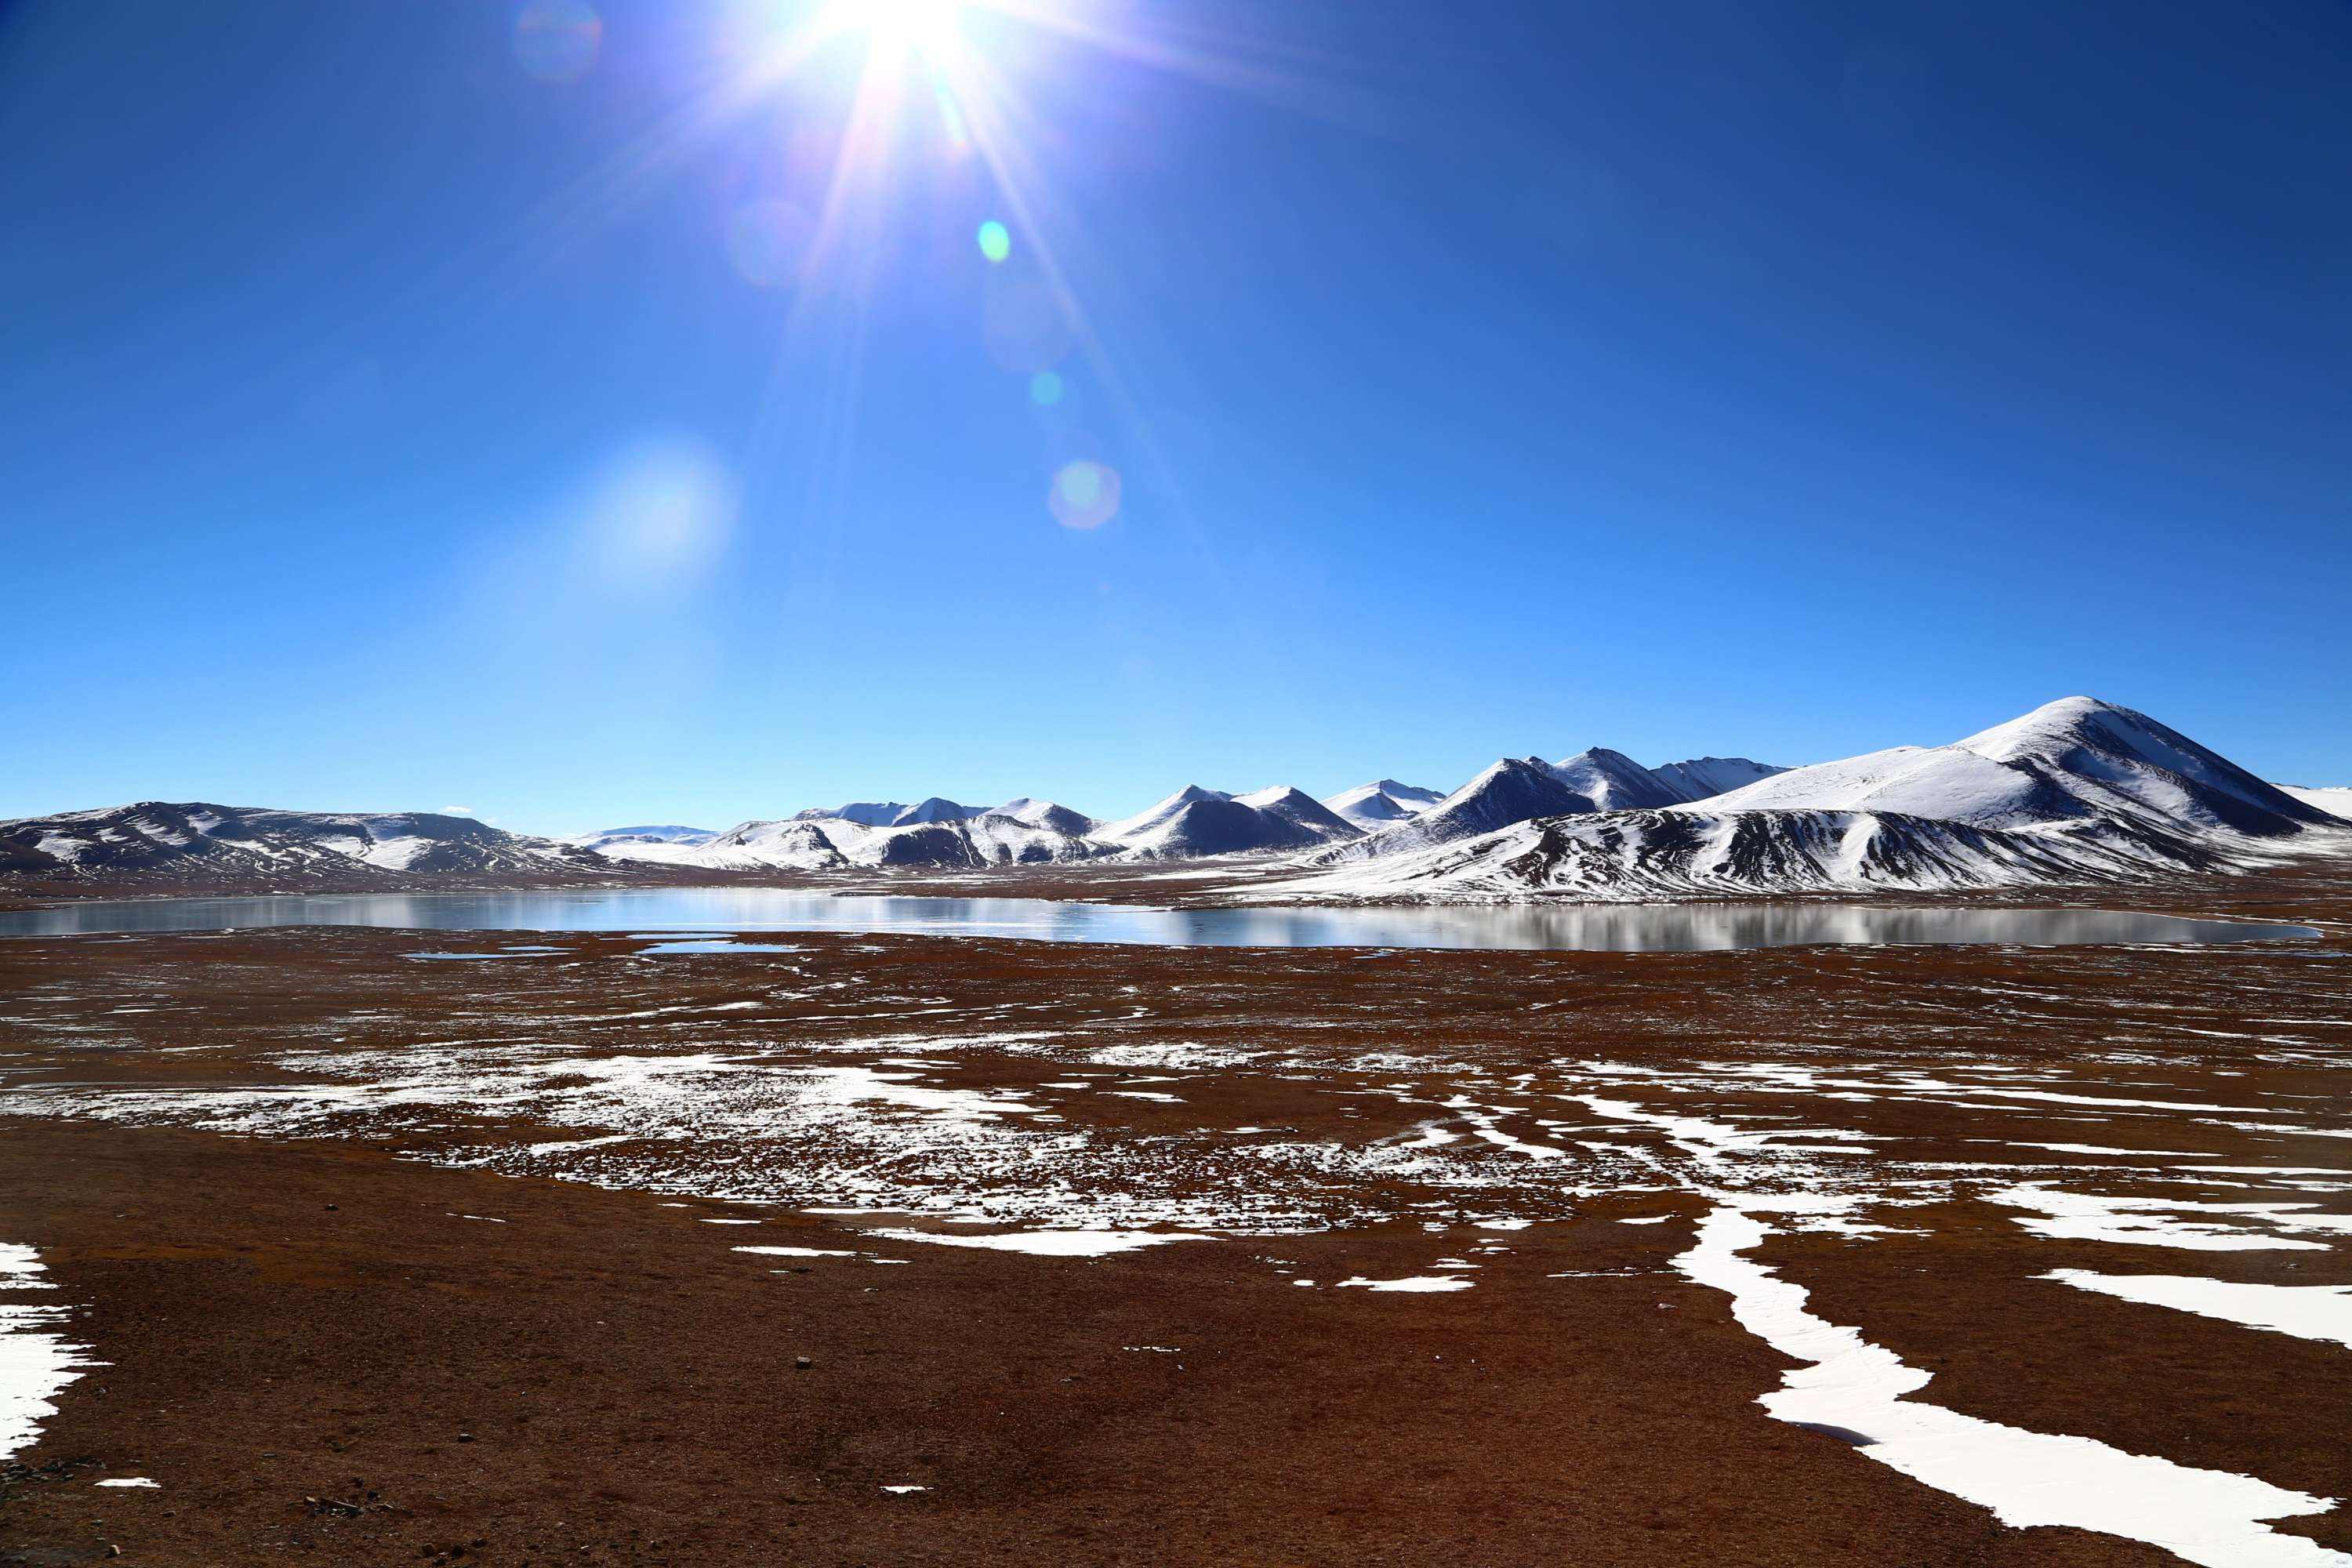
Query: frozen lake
xmin=0 ymin=890 xmax=2317 ymax=952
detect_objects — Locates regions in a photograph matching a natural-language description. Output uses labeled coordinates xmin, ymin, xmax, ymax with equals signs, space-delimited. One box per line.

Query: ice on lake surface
xmin=0 ymin=891 xmax=2317 ymax=953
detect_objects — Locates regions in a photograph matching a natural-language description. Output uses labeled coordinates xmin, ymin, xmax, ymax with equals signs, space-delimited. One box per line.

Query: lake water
xmin=0 ymin=891 xmax=2317 ymax=953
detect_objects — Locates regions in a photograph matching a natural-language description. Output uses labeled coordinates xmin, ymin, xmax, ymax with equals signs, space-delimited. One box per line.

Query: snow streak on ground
xmin=1679 ymin=1207 xmax=2343 ymax=1568
xmin=9 ymin=1018 xmax=2351 ymax=1250
xmin=0 ymin=1243 xmax=96 ymax=1467
xmin=2045 ymin=1270 xmax=2352 ymax=1349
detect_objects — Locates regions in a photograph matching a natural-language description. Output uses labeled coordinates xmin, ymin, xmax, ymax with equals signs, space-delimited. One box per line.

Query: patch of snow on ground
xmin=2045 ymin=1270 xmax=2352 ymax=1349
xmin=0 ymin=1243 xmax=98 ymax=1466
xmin=1994 ymin=1188 xmax=2341 ymax=1251
xmin=1680 ymin=1207 xmax=2346 ymax=1568
xmin=1336 ymin=1274 xmax=1474 ymax=1293
xmin=860 ymin=1229 xmax=1210 ymax=1258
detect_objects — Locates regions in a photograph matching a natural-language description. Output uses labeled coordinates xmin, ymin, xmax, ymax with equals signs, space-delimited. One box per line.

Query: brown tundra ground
xmin=2 ymin=860 xmax=2350 ymax=1566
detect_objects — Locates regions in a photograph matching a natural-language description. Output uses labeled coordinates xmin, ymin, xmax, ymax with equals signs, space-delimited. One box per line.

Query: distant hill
xmin=0 ymin=803 xmax=609 ymax=884
xmin=568 ymin=825 xmax=717 ymax=855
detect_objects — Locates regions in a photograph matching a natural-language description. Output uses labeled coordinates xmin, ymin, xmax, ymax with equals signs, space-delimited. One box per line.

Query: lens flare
xmin=540 ymin=0 xmax=1354 ymax=564
xmin=1047 ymin=459 xmax=1120 ymax=530
xmin=513 ymin=0 xmax=601 ymax=83
xmin=585 ymin=436 xmax=740 ymax=591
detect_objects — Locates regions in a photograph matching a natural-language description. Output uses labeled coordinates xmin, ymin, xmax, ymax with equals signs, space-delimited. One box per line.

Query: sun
xmin=826 ymin=0 xmax=964 ymax=55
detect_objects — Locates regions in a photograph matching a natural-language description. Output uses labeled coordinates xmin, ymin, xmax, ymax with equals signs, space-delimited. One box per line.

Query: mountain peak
xmin=1700 ymin=697 xmax=2332 ymax=838
xmin=1548 ymin=749 xmax=1685 ymax=812
xmin=1647 ymin=756 xmax=1790 ymax=804
xmin=795 ymin=801 xmax=909 ymax=827
xmin=1321 ymin=779 xmax=1444 ymax=830
xmin=892 ymin=797 xmax=984 ymax=826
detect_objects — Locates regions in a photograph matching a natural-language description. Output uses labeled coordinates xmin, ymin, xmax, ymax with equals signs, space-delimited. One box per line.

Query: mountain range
xmin=2 ymin=699 xmax=2343 ymax=900
xmin=1269 ymin=698 xmax=2343 ymax=902
xmin=0 ymin=804 xmax=610 ymax=885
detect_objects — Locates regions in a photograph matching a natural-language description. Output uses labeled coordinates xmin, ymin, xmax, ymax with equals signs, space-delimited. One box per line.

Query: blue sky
xmin=3 ymin=0 xmax=2347 ymax=832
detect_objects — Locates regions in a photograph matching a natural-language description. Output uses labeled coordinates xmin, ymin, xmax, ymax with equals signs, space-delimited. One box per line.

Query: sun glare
xmin=829 ymin=0 xmax=963 ymax=53
xmin=527 ymin=0 xmax=1340 ymax=533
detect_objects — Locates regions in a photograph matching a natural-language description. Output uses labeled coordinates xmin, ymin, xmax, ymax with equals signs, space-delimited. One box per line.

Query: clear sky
xmin=4 ymin=0 xmax=2347 ymax=833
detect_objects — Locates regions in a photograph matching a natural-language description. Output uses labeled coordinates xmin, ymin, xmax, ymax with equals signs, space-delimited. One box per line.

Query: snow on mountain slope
xmin=641 ymin=819 xmax=850 ymax=871
xmin=568 ymin=825 xmax=717 ymax=855
xmin=879 ymin=814 xmax=1112 ymax=867
xmin=0 ymin=804 xmax=611 ymax=884
xmin=892 ymin=797 xmax=987 ymax=826
xmin=1258 ymin=808 xmax=2231 ymax=904
xmin=990 ymin=797 xmax=1101 ymax=837
xmin=1699 ymin=697 xmax=2332 ymax=840
xmin=2278 ymin=786 xmax=2352 ymax=822
xmin=1686 ymin=742 xmax=2067 ymax=827
xmin=1549 ymin=748 xmax=1687 ymax=812
xmin=1096 ymin=787 xmax=1229 ymax=852
xmin=1096 ymin=786 xmax=1346 ymax=858
xmin=1321 ymin=779 xmax=1444 ymax=830
xmin=1647 ymin=757 xmax=1788 ymax=802
xmin=597 ymin=808 xmax=1111 ymax=871
xmin=1319 ymin=758 xmax=1598 ymax=864
xmin=1274 ymin=699 xmax=2343 ymax=903
xmin=1323 ymin=750 xmax=1775 ymax=860
xmin=1232 ymin=786 xmax=1363 ymax=846
xmin=793 ymin=802 xmax=909 ymax=827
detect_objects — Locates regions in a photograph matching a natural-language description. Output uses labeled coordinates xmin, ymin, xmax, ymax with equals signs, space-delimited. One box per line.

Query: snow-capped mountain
xmin=1096 ymin=786 xmax=1360 ymax=858
xmin=891 ymin=797 xmax=988 ymax=826
xmin=786 ymin=796 xmax=1056 ymax=830
xmin=9 ymin=699 xmax=2333 ymax=902
xmin=2278 ymin=785 xmax=2352 ymax=822
xmin=684 ymin=819 xmax=852 ymax=871
xmin=1325 ymin=749 xmax=1798 ymax=866
xmin=1265 ymin=806 xmax=2230 ymax=904
xmin=0 ymin=803 xmax=611 ymax=884
xmin=989 ymin=797 xmax=1101 ymax=837
xmin=1232 ymin=786 xmax=1363 ymax=845
xmin=1319 ymin=757 xmax=1598 ymax=864
xmin=793 ymin=802 xmax=910 ymax=827
xmin=1646 ymin=757 xmax=1788 ymax=802
xmin=1095 ymin=786 xmax=1227 ymax=851
xmin=1548 ymin=748 xmax=1687 ymax=812
xmin=1696 ymin=697 xmax=2332 ymax=840
xmin=568 ymin=825 xmax=717 ymax=855
xmin=597 ymin=808 xmax=1112 ymax=872
xmin=1272 ymin=699 xmax=2344 ymax=903
xmin=880 ymin=814 xmax=1111 ymax=867
xmin=1322 ymin=779 xmax=1445 ymax=830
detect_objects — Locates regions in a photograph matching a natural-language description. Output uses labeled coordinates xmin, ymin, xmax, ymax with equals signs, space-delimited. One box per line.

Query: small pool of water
xmin=0 ymin=891 xmax=2317 ymax=953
